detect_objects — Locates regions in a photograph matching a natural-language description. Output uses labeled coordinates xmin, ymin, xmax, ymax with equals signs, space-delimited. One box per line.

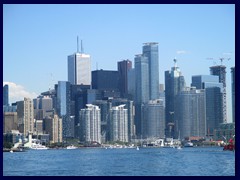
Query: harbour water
xmin=3 ymin=146 xmax=235 ymax=176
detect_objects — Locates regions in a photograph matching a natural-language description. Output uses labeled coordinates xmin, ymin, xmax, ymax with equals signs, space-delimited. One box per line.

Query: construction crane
xmin=206 ymin=57 xmax=230 ymax=66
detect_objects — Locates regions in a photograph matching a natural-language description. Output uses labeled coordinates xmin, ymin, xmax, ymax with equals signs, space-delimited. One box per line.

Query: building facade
xmin=165 ymin=59 xmax=186 ymax=138
xmin=109 ymin=105 xmax=128 ymax=142
xmin=68 ymin=52 xmax=91 ymax=85
xmin=45 ymin=114 xmax=62 ymax=143
xmin=210 ymin=65 xmax=227 ymax=123
xmin=142 ymin=99 xmax=165 ymax=139
xmin=17 ymin=98 xmax=34 ymax=137
xmin=3 ymin=112 xmax=18 ymax=133
xmin=3 ymin=84 xmax=9 ymax=106
xmin=56 ymin=81 xmax=74 ymax=138
xmin=142 ymin=42 xmax=159 ymax=100
xmin=176 ymin=88 xmax=206 ymax=139
xmin=134 ymin=54 xmax=149 ymax=137
xmin=92 ymin=69 xmax=119 ymax=91
xmin=118 ymin=59 xmax=132 ymax=98
xmin=191 ymin=75 xmax=224 ymax=136
xmin=79 ymin=104 xmax=101 ymax=144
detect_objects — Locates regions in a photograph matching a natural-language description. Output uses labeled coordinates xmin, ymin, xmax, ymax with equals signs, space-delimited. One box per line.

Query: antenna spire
xmin=81 ymin=40 xmax=84 ymax=53
xmin=173 ymin=57 xmax=177 ymax=68
xmin=77 ymin=36 xmax=79 ymax=53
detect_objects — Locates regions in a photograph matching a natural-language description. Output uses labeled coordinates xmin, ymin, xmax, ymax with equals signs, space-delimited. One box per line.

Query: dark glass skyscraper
xmin=134 ymin=54 xmax=149 ymax=137
xmin=143 ymin=42 xmax=159 ymax=100
xmin=3 ymin=84 xmax=9 ymax=106
xmin=118 ymin=60 xmax=132 ymax=98
xmin=92 ymin=70 xmax=119 ymax=91
xmin=56 ymin=81 xmax=74 ymax=138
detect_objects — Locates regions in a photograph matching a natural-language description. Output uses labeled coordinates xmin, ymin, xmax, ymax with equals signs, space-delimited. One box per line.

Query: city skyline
xmin=3 ymin=4 xmax=235 ymax=122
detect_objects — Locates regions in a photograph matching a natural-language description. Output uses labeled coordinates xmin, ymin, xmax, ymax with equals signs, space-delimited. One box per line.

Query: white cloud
xmin=176 ymin=50 xmax=187 ymax=54
xmin=3 ymin=82 xmax=37 ymax=103
xmin=222 ymin=52 xmax=232 ymax=56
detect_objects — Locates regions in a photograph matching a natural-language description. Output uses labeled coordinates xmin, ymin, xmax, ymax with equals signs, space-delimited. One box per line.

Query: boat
xmin=31 ymin=143 xmax=48 ymax=150
xmin=223 ymin=138 xmax=235 ymax=151
xmin=136 ymin=146 xmax=139 ymax=150
xmin=184 ymin=141 xmax=193 ymax=147
xmin=66 ymin=145 xmax=78 ymax=149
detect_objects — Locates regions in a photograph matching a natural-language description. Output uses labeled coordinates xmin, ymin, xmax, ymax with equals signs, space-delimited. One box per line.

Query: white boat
xmin=66 ymin=145 xmax=78 ymax=149
xmin=184 ymin=141 xmax=194 ymax=147
xmin=136 ymin=146 xmax=139 ymax=150
xmin=31 ymin=143 xmax=48 ymax=150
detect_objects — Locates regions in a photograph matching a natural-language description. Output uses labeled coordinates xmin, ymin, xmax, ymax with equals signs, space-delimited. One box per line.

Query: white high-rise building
xmin=68 ymin=51 xmax=91 ymax=85
xmin=110 ymin=105 xmax=128 ymax=142
xmin=79 ymin=104 xmax=101 ymax=144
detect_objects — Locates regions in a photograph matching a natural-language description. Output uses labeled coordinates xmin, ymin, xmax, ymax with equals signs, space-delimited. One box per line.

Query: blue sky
xmin=3 ymin=4 xmax=235 ymax=122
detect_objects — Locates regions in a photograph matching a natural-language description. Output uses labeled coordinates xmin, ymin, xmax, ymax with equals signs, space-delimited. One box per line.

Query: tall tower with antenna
xmin=67 ymin=36 xmax=91 ymax=85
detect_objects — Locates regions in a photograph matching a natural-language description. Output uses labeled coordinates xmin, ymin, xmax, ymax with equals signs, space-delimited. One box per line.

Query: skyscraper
xmin=109 ymin=105 xmax=128 ymax=142
xmin=176 ymin=88 xmax=206 ymax=139
xmin=45 ymin=114 xmax=62 ymax=143
xmin=191 ymin=75 xmax=224 ymax=136
xmin=231 ymin=67 xmax=235 ymax=123
xmin=17 ymin=98 xmax=34 ymax=137
xmin=68 ymin=40 xmax=91 ymax=85
xmin=118 ymin=59 xmax=132 ymax=98
xmin=134 ymin=54 xmax=149 ymax=137
xmin=3 ymin=84 xmax=9 ymax=106
xmin=56 ymin=81 xmax=74 ymax=138
xmin=165 ymin=59 xmax=185 ymax=138
xmin=79 ymin=104 xmax=101 ymax=144
xmin=142 ymin=99 xmax=165 ymax=139
xmin=142 ymin=42 xmax=159 ymax=100
xmin=210 ymin=65 xmax=227 ymax=123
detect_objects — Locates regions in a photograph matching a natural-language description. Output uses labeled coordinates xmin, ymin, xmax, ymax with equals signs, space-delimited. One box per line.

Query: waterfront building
xmin=44 ymin=114 xmax=62 ymax=143
xmin=3 ymin=112 xmax=18 ymax=133
xmin=231 ymin=67 xmax=235 ymax=123
xmin=165 ymin=59 xmax=186 ymax=138
xmin=56 ymin=81 xmax=74 ymax=138
xmin=3 ymin=84 xmax=9 ymax=106
xmin=176 ymin=88 xmax=206 ymax=139
xmin=79 ymin=104 xmax=101 ymax=144
xmin=118 ymin=59 xmax=132 ymax=98
xmin=111 ymin=99 xmax=135 ymax=141
xmin=134 ymin=54 xmax=149 ymax=137
xmin=142 ymin=99 xmax=165 ymax=139
xmin=142 ymin=42 xmax=159 ymax=100
xmin=17 ymin=98 xmax=34 ymax=137
xmin=68 ymin=40 xmax=91 ymax=85
xmin=109 ymin=105 xmax=128 ymax=142
xmin=210 ymin=65 xmax=227 ymax=123
xmin=192 ymin=75 xmax=224 ymax=136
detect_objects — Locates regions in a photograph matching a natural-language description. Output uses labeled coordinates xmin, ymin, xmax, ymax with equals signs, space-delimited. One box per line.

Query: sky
xmin=3 ymin=4 xmax=235 ymax=122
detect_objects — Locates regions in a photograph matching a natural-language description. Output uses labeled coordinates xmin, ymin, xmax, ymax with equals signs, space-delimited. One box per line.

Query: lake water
xmin=3 ymin=146 xmax=235 ymax=176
